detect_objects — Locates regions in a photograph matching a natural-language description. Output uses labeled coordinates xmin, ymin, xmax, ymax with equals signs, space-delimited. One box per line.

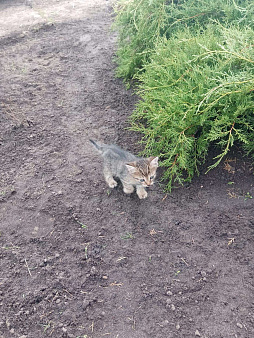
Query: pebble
xmin=56 ymin=299 xmax=61 ymax=304
xmin=102 ymin=275 xmax=108 ymax=280
xmin=237 ymin=323 xmax=243 ymax=329
xmin=171 ymin=304 xmax=176 ymax=311
xmin=90 ymin=266 xmax=96 ymax=275
xmin=62 ymin=327 xmax=67 ymax=333
xmin=195 ymin=329 xmax=201 ymax=336
xmin=82 ymin=299 xmax=90 ymax=309
xmin=10 ymin=329 xmax=15 ymax=334
xmin=166 ymin=290 xmax=173 ymax=296
xmin=176 ymin=324 xmax=180 ymax=330
xmin=19 ymin=336 xmax=27 ymax=338
xmin=6 ymin=319 xmax=10 ymax=329
xmin=161 ymin=320 xmax=169 ymax=326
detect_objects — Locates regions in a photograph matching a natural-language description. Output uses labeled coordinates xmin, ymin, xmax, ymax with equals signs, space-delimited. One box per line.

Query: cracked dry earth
xmin=0 ymin=1 xmax=254 ymax=337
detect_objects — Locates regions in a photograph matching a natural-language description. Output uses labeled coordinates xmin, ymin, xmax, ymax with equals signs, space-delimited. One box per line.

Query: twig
xmin=24 ymin=259 xmax=32 ymax=277
xmin=162 ymin=194 xmax=168 ymax=201
xmin=181 ymin=257 xmax=189 ymax=266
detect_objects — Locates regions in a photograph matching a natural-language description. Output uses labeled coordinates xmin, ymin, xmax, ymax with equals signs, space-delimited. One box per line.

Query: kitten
xmin=90 ymin=139 xmax=159 ymax=199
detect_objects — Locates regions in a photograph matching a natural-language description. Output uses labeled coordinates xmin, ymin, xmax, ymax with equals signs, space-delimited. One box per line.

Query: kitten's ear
xmin=126 ymin=162 xmax=137 ymax=174
xmin=148 ymin=156 xmax=159 ymax=168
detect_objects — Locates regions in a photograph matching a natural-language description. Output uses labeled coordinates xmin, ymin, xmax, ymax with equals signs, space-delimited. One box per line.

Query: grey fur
xmin=90 ymin=139 xmax=158 ymax=199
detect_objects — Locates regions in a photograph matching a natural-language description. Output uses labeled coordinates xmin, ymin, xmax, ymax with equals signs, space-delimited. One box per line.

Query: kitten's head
xmin=126 ymin=157 xmax=159 ymax=187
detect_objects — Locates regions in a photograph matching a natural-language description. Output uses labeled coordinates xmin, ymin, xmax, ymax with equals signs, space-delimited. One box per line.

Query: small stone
xmin=166 ymin=299 xmax=171 ymax=305
xmin=19 ymin=336 xmax=27 ymax=338
xmin=176 ymin=324 xmax=180 ymax=330
xmin=56 ymin=299 xmax=61 ymax=304
xmin=161 ymin=320 xmax=169 ymax=326
xmin=166 ymin=290 xmax=173 ymax=296
xmin=10 ymin=328 xmax=15 ymax=334
xmin=171 ymin=304 xmax=176 ymax=311
xmin=102 ymin=275 xmax=108 ymax=280
xmin=90 ymin=266 xmax=96 ymax=275
xmin=82 ymin=299 xmax=90 ymax=309
xmin=195 ymin=329 xmax=201 ymax=336
xmin=62 ymin=327 xmax=67 ymax=333
xmin=237 ymin=323 xmax=243 ymax=329
xmin=201 ymin=271 xmax=206 ymax=277
xmin=6 ymin=319 xmax=10 ymax=329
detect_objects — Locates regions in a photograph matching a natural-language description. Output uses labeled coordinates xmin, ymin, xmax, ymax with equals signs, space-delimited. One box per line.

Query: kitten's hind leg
xmin=103 ymin=167 xmax=118 ymax=188
xmin=122 ymin=182 xmax=134 ymax=195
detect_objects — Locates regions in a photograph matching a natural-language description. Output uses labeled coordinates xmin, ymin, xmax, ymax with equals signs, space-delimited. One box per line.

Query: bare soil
xmin=0 ymin=1 xmax=254 ymax=338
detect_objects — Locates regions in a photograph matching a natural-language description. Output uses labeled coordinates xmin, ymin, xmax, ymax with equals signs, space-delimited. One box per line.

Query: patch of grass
xmin=84 ymin=245 xmax=88 ymax=260
xmin=244 ymin=191 xmax=253 ymax=200
xmin=74 ymin=218 xmax=87 ymax=229
xmin=106 ymin=189 xmax=111 ymax=196
xmin=121 ymin=232 xmax=134 ymax=240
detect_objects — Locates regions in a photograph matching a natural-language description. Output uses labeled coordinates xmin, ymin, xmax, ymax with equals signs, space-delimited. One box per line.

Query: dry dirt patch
xmin=0 ymin=1 xmax=254 ymax=338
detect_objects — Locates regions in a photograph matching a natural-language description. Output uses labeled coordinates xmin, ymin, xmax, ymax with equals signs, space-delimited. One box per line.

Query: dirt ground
xmin=0 ymin=1 xmax=254 ymax=337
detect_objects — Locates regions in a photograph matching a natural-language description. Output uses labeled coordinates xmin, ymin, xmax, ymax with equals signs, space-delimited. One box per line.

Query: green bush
xmin=132 ymin=26 xmax=254 ymax=189
xmin=113 ymin=0 xmax=254 ymax=79
xmin=113 ymin=0 xmax=254 ymax=190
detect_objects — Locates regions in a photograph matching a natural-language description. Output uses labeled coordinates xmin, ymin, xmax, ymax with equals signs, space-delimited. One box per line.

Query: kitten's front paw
xmin=137 ymin=189 xmax=148 ymax=199
xmin=107 ymin=179 xmax=118 ymax=188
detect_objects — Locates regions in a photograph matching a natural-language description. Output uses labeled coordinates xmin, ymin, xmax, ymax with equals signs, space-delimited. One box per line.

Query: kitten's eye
xmin=140 ymin=178 xmax=145 ymax=182
xmin=150 ymin=175 xmax=154 ymax=180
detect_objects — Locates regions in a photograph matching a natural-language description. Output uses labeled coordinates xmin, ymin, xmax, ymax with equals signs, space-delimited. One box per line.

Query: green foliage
xmin=113 ymin=0 xmax=254 ymax=190
xmin=113 ymin=0 xmax=254 ymax=79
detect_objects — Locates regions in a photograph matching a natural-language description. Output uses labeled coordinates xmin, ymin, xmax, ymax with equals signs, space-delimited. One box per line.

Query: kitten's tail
xmin=89 ymin=139 xmax=104 ymax=154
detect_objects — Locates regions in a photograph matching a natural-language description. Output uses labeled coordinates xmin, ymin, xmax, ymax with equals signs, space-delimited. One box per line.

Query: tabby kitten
xmin=90 ymin=140 xmax=159 ymax=199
